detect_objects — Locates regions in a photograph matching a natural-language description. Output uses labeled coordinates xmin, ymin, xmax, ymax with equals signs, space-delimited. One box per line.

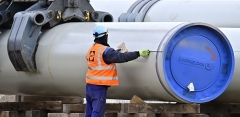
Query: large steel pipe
xmin=119 ymin=0 xmax=240 ymax=27
xmin=90 ymin=0 xmax=136 ymax=22
xmin=213 ymin=28 xmax=240 ymax=102
xmin=0 ymin=22 xmax=235 ymax=103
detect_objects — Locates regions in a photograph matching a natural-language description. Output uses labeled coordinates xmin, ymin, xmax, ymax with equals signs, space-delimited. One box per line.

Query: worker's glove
xmin=139 ymin=50 xmax=150 ymax=58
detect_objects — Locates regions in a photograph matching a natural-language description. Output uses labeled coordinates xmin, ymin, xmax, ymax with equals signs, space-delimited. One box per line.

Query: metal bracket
xmin=0 ymin=0 xmax=36 ymax=28
xmin=8 ymin=10 xmax=53 ymax=71
xmin=7 ymin=0 xmax=113 ymax=72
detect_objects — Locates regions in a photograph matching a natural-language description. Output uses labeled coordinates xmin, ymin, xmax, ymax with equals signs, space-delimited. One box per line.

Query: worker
xmin=85 ymin=25 xmax=150 ymax=117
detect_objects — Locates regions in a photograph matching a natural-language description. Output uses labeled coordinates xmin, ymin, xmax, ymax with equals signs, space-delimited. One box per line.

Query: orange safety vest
xmin=86 ymin=43 xmax=119 ymax=86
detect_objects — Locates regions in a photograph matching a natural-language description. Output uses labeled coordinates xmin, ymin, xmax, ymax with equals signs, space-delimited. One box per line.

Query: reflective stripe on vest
xmin=98 ymin=46 xmax=105 ymax=66
xmin=88 ymin=66 xmax=117 ymax=70
xmin=86 ymin=75 xmax=118 ymax=80
xmin=86 ymin=43 xmax=119 ymax=86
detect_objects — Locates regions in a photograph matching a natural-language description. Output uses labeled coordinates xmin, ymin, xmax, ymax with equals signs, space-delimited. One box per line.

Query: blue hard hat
xmin=93 ymin=25 xmax=108 ymax=38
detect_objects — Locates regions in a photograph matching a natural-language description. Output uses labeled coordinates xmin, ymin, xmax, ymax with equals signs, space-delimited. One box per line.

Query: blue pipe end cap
xmin=159 ymin=23 xmax=234 ymax=103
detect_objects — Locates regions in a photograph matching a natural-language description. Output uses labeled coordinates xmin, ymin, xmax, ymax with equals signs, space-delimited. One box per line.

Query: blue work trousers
xmin=85 ymin=84 xmax=108 ymax=117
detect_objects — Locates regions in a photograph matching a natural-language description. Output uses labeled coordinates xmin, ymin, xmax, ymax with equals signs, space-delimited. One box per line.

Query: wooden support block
xmin=27 ymin=110 xmax=47 ymax=117
xmin=159 ymin=113 xmax=175 ymax=117
xmin=105 ymin=112 xmax=118 ymax=117
xmin=63 ymin=104 xmax=85 ymax=113
xmin=17 ymin=111 xmax=26 ymax=117
xmin=120 ymin=104 xmax=129 ymax=113
xmin=175 ymin=114 xmax=184 ymax=117
xmin=22 ymin=96 xmax=83 ymax=104
xmin=207 ymin=113 xmax=224 ymax=117
xmin=62 ymin=103 xmax=199 ymax=114
xmin=0 ymin=101 xmax=62 ymax=111
xmin=63 ymin=103 xmax=121 ymax=113
xmin=182 ymin=114 xmax=209 ymax=117
xmin=9 ymin=111 xmax=18 ymax=117
xmin=48 ymin=113 xmax=85 ymax=117
xmin=128 ymin=104 xmax=200 ymax=114
xmin=201 ymin=103 xmax=240 ymax=114
xmin=0 ymin=111 xmax=9 ymax=117
xmin=117 ymin=113 xmax=135 ymax=117
xmin=18 ymin=111 xmax=46 ymax=117
xmin=117 ymin=113 xmax=157 ymax=117
xmin=69 ymin=113 xmax=85 ymax=117
xmin=106 ymin=103 xmax=121 ymax=113
xmin=48 ymin=113 xmax=68 ymax=117
xmin=133 ymin=113 xmax=156 ymax=117
xmin=26 ymin=111 xmax=33 ymax=117
xmin=0 ymin=111 xmax=18 ymax=117
xmin=130 ymin=95 xmax=146 ymax=104
xmin=223 ymin=114 xmax=231 ymax=117
xmin=207 ymin=113 xmax=231 ymax=117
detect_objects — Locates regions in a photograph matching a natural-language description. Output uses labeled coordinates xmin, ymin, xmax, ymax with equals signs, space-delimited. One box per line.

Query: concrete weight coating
xmin=0 ymin=22 xmax=236 ymax=103
xmin=120 ymin=0 xmax=240 ymax=28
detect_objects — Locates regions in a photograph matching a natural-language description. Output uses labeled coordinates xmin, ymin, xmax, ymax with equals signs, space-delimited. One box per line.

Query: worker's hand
xmin=139 ymin=50 xmax=150 ymax=58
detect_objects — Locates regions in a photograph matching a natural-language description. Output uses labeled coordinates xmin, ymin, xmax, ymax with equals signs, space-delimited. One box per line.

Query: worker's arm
xmin=103 ymin=47 xmax=140 ymax=64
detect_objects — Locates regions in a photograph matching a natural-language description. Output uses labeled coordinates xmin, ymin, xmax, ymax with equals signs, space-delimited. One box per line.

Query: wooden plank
xmin=120 ymin=104 xmax=129 ymax=113
xmin=118 ymin=113 xmax=181 ymax=117
xmin=69 ymin=113 xmax=85 ymax=117
xmin=0 ymin=111 xmax=10 ymax=117
xmin=15 ymin=110 xmax=47 ymax=117
xmin=9 ymin=111 xmax=18 ymax=117
xmin=63 ymin=103 xmax=121 ymax=113
xmin=48 ymin=113 xmax=68 ymax=117
xmin=205 ymin=113 xmax=231 ymax=117
xmin=22 ymin=111 xmax=47 ymax=117
xmin=133 ymin=113 xmax=156 ymax=117
xmin=31 ymin=110 xmax=47 ymax=117
xmin=128 ymin=104 xmax=200 ymax=114
xmin=182 ymin=114 xmax=209 ymax=117
xmin=117 ymin=113 xmax=156 ymax=117
xmin=117 ymin=113 xmax=135 ymax=117
xmin=22 ymin=96 xmax=83 ymax=104
xmin=0 ymin=101 xmax=62 ymax=111
xmin=106 ymin=103 xmax=121 ymax=113
xmin=48 ymin=113 xmax=85 ymax=117
xmin=63 ymin=104 xmax=85 ymax=113
xmin=62 ymin=103 xmax=199 ymax=114
xmin=48 ymin=113 xmax=209 ymax=117
xmin=201 ymin=104 xmax=240 ymax=114
xmin=17 ymin=111 xmax=26 ymax=117
xmin=105 ymin=113 xmax=118 ymax=117
xmin=0 ymin=111 xmax=18 ymax=117
xmin=159 ymin=113 xmax=175 ymax=117
xmin=206 ymin=113 xmax=224 ymax=117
